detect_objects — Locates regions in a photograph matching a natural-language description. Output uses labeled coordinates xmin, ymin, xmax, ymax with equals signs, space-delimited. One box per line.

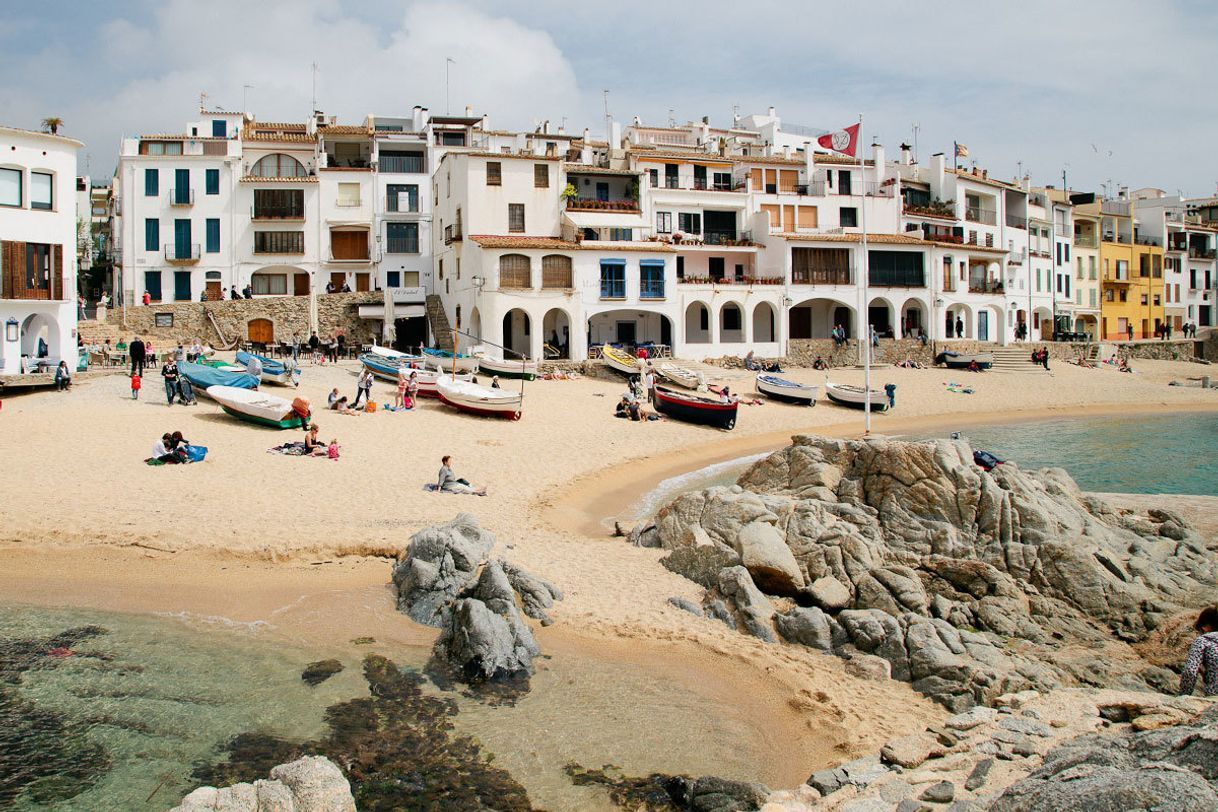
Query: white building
xmin=0 ymin=125 xmax=83 ymax=375
xmin=1134 ymin=192 xmax=1216 ymax=330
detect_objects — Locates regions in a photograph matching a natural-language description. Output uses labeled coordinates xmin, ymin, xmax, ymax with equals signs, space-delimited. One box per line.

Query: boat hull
xmin=235 ymin=351 xmax=300 ymax=387
xmin=825 ymin=383 xmax=889 ymax=412
xmin=475 ymin=357 xmax=538 ymax=381
xmin=218 ymin=405 xmax=304 ymax=429
xmin=435 ymin=379 xmax=522 ymax=419
xmin=423 ymin=349 xmax=479 ymax=373
xmin=178 ymin=362 xmax=259 ymax=397
xmin=653 ymin=386 xmax=737 ymax=430
xmin=657 ymin=364 xmax=700 ymax=389
xmin=755 ymin=374 xmax=818 ymax=405
xmin=208 ymin=385 xmax=304 ymax=428
xmin=600 ymin=347 xmax=641 ymax=376
xmin=937 ymin=352 xmax=995 ymax=370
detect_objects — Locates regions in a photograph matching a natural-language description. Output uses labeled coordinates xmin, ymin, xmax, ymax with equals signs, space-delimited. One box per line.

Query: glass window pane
xmin=29 ymin=172 xmax=52 ymax=209
xmin=0 ymin=168 xmax=20 ymax=206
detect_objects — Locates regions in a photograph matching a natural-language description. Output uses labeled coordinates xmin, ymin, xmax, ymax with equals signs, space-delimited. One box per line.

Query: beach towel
xmin=144 ymin=458 xmax=167 ymax=466
xmin=185 ymin=445 xmax=207 ymax=463
xmin=268 ymin=442 xmax=308 ymax=456
xmin=422 ymin=483 xmax=480 ymax=495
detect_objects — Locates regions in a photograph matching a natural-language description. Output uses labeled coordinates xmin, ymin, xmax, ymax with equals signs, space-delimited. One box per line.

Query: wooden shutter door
xmin=782 ymin=206 xmax=795 ymax=231
xmin=294 ymin=273 xmax=310 ymax=295
xmin=797 ymin=206 xmax=818 ymax=230
xmin=760 ymin=205 xmax=780 ymax=232
xmin=750 ymin=168 xmax=763 ymax=190
xmin=248 ymin=318 xmax=274 ymax=343
xmin=51 ymin=245 xmax=63 ymax=300
xmin=779 ymin=170 xmax=798 ymax=193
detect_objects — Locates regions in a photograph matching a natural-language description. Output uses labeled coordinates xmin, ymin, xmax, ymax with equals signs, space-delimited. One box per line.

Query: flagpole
xmin=860 ymin=113 xmax=871 ymax=435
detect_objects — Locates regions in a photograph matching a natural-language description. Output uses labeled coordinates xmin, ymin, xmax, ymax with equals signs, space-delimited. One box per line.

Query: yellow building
xmin=1078 ymin=200 xmax=1164 ymax=339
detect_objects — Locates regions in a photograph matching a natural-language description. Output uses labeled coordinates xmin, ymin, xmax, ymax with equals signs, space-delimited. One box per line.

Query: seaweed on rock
xmin=193 ymin=654 xmax=536 ymax=810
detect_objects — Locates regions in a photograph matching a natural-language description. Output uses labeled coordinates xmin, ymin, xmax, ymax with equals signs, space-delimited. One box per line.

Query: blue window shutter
xmin=206 ymin=218 xmax=220 ymax=253
xmin=145 ymin=218 xmax=159 ymax=251
xmin=206 ymin=168 xmax=219 ymax=195
xmin=212 ymin=119 xmax=227 ymax=138
xmin=144 ymin=168 xmax=158 ymax=196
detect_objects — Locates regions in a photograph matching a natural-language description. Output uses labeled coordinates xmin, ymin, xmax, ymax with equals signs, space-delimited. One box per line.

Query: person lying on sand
xmin=437 ymin=455 xmax=487 ymax=495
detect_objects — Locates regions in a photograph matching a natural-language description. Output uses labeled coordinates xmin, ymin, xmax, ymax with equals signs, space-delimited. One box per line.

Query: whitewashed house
xmin=0 ymin=125 xmax=83 ymax=375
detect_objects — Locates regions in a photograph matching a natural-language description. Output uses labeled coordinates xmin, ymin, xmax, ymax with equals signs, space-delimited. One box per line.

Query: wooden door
xmin=206 ymin=281 xmax=222 ymax=300
xmin=330 ymin=272 xmax=346 ymax=290
xmin=355 ymin=273 xmax=370 ymax=292
xmin=294 ymin=273 xmax=309 ymax=295
xmin=331 ymin=230 xmax=368 ymax=260
xmin=248 ymin=318 xmax=274 ymax=343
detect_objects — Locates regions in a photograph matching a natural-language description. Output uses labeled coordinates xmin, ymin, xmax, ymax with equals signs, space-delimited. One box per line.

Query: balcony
xmin=1007 ymin=249 xmax=1027 ymax=265
xmin=792 ymin=268 xmax=853 ymax=285
xmin=1074 ymin=233 xmax=1099 ymax=248
xmin=1005 ymin=213 xmax=1026 ymax=229
xmin=444 ymin=223 xmax=463 ymax=244
xmin=252 ymin=206 xmax=305 ymax=221
xmin=704 ymin=230 xmax=755 ymax=247
xmin=385 ymin=193 xmax=419 ymax=213
xmin=654 ymin=177 xmax=746 ymax=193
xmin=565 ymin=198 xmax=640 ymax=212
xmin=1104 ymin=269 xmax=1132 ymax=283
xmin=965 ymin=206 xmax=997 ymax=226
xmin=1189 ymin=247 xmax=1216 ymax=260
xmin=967 ymin=280 xmax=1004 ymax=294
xmin=1134 ymin=236 xmax=1161 ymax=247
xmin=164 ymin=243 xmax=200 ymax=263
xmin=904 ymin=200 xmax=955 ymax=219
xmin=335 ymin=197 xmax=363 ymax=208
xmin=640 ymin=279 xmax=666 ymax=299
xmin=169 ymin=188 xmax=194 ymax=207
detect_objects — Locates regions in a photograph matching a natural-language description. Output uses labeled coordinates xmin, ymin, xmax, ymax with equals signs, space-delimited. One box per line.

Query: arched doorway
xmin=719 ymin=302 xmax=744 ymax=343
xmin=789 ymin=298 xmax=854 ymax=339
xmin=248 ymin=318 xmax=274 ymax=344
xmin=543 ymin=308 xmax=572 ymax=358
xmin=20 ymin=313 xmax=59 ymax=363
xmin=588 ymin=310 xmax=672 ymax=351
xmin=899 ymin=298 xmax=927 ymax=338
xmin=502 ymin=308 xmax=531 ymax=358
xmin=944 ymin=304 xmax=972 ymax=339
xmin=1075 ymin=314 xmax=1098 ymax=341
xmin=685 ymin=301 xmax=711 ymax=344
xmin=867 ymin=296 xmax=896 ymax=338
xmin=752 ymin=302 xmax=776 ymax=342
xmin=1033 ymin=307 xmax=1053 ymax=340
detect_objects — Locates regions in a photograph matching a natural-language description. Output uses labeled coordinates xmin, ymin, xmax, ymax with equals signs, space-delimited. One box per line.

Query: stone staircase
xmin=989 ymin=345 xmax=1049 ymax=373
xmin=425 ymin=295 xmax=454 ymax=352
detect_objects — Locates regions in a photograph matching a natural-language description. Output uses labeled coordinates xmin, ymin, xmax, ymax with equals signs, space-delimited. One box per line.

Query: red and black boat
xmin=653 ymin=385 xmax=738 ymax=430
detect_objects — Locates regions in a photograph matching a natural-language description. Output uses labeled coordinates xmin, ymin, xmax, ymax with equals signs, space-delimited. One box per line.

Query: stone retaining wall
xmin=85 ymin=293 xmax=382 ymax=347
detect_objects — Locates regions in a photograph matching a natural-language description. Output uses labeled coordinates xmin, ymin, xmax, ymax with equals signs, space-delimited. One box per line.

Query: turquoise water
xmin=931 ymin=412 xmax=1218 ymax=495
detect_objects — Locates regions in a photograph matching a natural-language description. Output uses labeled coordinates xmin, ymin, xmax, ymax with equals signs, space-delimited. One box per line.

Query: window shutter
xmin=51 ymin=244 xmax=62 ymax=299
xmin=797 ymin=206 xmax=818 ymax=229
xmin=779 ymin=170 xmax=798 ymax=193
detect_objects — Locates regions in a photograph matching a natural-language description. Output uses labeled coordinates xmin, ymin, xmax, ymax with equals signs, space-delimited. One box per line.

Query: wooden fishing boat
xmin=435 ymin=377 xmax=522 ymax=420
xmin=653 ymin=385 xmax=738 ymax=430
xmin=755 ymin=373 xmax=818 ymax=405
xmin=236 ymin=351 xmax=300 ymax=387
xmin=824 ymin=381 xmax=889 ymax=411
xmin=369 ymin=344 xmax=425 ymax=364
xmin=475 ymin=355 xmax=539 ymax=381
xmin=600 ymin=345 xmax=641 ymax=376
xmin=177 ymin=361 xmax=259 ymax=399
xmin=208 ymin=385 xmax=306 ymax=429
xmin=423 ymin=347 xmax=479 ymax=373
xmin=656 ymin=362 xmax=702 ymax=390
xmin=935 ymin=351 xmax=994 ymax=370
xmin=359 ymin=353 xmax=472 ymax=396
xmin=359 ymin=352 xmax=419 ymax=382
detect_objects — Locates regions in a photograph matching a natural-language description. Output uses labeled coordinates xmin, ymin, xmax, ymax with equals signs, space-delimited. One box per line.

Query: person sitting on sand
xmin=151 ymin=433 xmax=177 ymax=464
xmin=330 ymin=395 xmax=360 ymax=416
xmin=744 ymin=350 xmax=758 ymax=371
xmin=327 ymin=438 xmax=341 ymax=461
xmin=437 ymin=455 xmax=487 ymax=495
xmin=1179 ymin=606 xmax=1218 ymax=696
xmin=968 ymin=359 xmax=982 ymax=373
xmin=327 ymin=388 xmax=341 ymax=408
xmin=54 ymin=360 xmax=71 ymax=391
xmin=812 ymin=356 xmax=829 ymax=371
xmin=303 ymin=424 xmax=327 ymax=456
xmin=1118 ymin=356 xmax=1133 ymax=373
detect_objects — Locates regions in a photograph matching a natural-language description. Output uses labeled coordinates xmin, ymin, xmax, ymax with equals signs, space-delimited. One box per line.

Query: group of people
xmin=743 ymin=351 xmax=783 ymax=372
xmin=1030 ymin=347 xmax=1051 ymax=371
xmin=1153 ymin=321 xmax=1200 ymax=340
xmin=150 ymin=431 xmax=194 ymax=464
xmin=830 ymin=324 xmax=849 ymax=346
xmin=291 ymin=331 xmax=347 ymax=365
xmin=301 ymin=424 xmax=341 ymax=459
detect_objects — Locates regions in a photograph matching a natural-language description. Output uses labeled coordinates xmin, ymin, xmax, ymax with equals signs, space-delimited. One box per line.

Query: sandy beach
xmin=2 ymin=356 xmax=1216 ymax=795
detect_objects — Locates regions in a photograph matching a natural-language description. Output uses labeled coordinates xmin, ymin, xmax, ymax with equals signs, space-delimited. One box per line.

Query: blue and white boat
xmin=236 ymin=351 xmax=300 ymax=387
xmin=178 ymin=361 xmax=259 ymax=399
xmin=359 ymin=352 xmax=472 ymax=397
xmin=755 ymin=373 xmax=818 ymax=406
xmin=423 ymin=347 xmax=479 ymax=373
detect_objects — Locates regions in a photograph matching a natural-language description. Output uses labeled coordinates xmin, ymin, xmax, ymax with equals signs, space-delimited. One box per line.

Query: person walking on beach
xmin=161 ymin=358 xmax=181 ymax=405
xmin=129 ymin=336 xmax=147 ymax=377
xmin=351 ymin=369 xmax=373 ymax=408
xmin=308 ymin=331 xmax=321 ymax=364
xmin=955 ymin=316 xmax=964 ymax=339
xmin=437 ymin=455 xmax=487 ymax=495
xmin=1180 ymin=607 xmax=1218 ymax=696
xmin=291 ymin=331 xmax=302 ymax=362
xmin=643 ymin=364 xmax=656 ymax=403
xmin=130 ymin=371 xmax=142 ymax=400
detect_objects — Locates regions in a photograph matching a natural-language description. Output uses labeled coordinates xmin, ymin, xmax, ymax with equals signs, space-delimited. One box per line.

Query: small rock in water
xmin=301 ymin=659 xmax=344 ymax=686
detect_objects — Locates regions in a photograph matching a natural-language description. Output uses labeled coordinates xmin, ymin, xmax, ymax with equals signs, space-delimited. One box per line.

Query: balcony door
xmin=174 ymin=169 xmax=190 ymax=204
xmin=174 ymin=219 xmax=191 ymax=259
xmin=174 ymin=271 xmax=191 ymax=301
xmin=978 ymin=310 xmax=990 ymax=342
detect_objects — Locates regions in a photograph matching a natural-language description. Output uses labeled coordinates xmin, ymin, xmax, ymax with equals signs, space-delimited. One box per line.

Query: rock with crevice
xmin=172 ymin=756 xmax=355 ymax=812
xmin=392 ymin=513 xmax=495 ymax=626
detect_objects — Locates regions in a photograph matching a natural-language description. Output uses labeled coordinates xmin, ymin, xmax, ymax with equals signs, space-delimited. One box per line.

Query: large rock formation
xmin=173 ymin=756 xmax=355 ymax=812
xmin=392 ymin=514 xmax=562 ymax=686
xmin=643 ymin=435 xmax=1217 ymax=708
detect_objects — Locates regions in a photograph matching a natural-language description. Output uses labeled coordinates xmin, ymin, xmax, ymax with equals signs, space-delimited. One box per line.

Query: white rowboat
xmin=435 ymin=377 xmax=523 ymax=420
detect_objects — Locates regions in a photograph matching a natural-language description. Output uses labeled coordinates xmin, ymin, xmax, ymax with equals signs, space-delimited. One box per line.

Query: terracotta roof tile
xmin=318 ymin=125 xmax=372 ymax=135
xmin=139 ymin=133 xmax=228 ymax=141
xmin=470 ymin=235 xmax=675 ymax=253
xmin=947 ymin=168 xmax=1023 ymax=191
xmin=444 ymin=151 xmax=563 ymax=162
xmin=780 ymin=232 xmax=926 ymax=245
xmin=243 ymin=132 xmax=316 ymax=143
xmin=248 ymin=121 xmax=308 ymax=130
xmin=812 ymin=153 xmax=874 ymax=166
xmin=238 ymin=175 xmax=318 ymax=183
xmin=735 ymin=154 xmax=805 ymax=166
xmin=562 ymin=164 xmax=640 ymax=176
xmin=629 ymin=150 xmax=733 ymax=165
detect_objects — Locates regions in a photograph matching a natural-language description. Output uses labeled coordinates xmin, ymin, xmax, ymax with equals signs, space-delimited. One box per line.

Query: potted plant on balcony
xmin=560 ymin=183 xmax=578 ymax=207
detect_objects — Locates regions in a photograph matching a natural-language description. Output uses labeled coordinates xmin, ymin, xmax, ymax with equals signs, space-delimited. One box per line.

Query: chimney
xmin=702 ymin=115 xmax=709 ymax=124
xmin=930 ymin=153 xmax=946 ymax=196
xmin=782 ymin=145 xmax=792 ymax=159
xmin=632 ymin=115 xmax=641 ymax=126
xmin=767 ymin=106 xmax=776 ymax=119
xmin=414 ymin=106 xmax=428 ymax=132
xmin=872 ymin=143 xmax=885 ymax=184
xmin=981 ymin=169 xmax=988 ymax=179
xmin=611 ymin=121 xmax=623 ymax=151
xmin=582 ymin=126 xmax=591 ymax=143
xmin=733 ymin=112 xmax=741 ymax=127
xmin=542 ymin=120 xmax=550 ymax=134
xmin=480 ymin=114 xmax=488 ymax=130
xmin=464 ymin=105 xmax=473 ymax=117
xmin=899 ymin=142 xmax=911 ymax=166
xmin=557 ymin=125 xmax=565 ymax=135
xmin=515 ymin=132 xmax=527 ymax=153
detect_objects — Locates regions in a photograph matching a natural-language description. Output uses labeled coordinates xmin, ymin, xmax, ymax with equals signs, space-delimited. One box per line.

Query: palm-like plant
xmin=41 ymin=117 xmax=63 ymax=135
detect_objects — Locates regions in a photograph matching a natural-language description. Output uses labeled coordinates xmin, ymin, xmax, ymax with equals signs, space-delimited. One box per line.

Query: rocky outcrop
xmin=392 ymin=514 xmax=561 ymax=687
xmin=173 ymin=756 xmax=355 ymax=812
xmin=646 ymin=436 xmax=1217 ymax=708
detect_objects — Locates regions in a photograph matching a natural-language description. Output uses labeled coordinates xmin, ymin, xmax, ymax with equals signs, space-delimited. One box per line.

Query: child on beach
xmin=327 ymin=439 xmax=341 ymax=460
xmin=394 ymin=369 xmax=408 ymax=409
xmin=131 ymin=372 xmax=142 ymax=399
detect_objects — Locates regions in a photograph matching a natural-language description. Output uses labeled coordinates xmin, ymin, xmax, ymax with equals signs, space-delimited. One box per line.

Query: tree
xmin=41 ymin=117 xmax=63 ymax=135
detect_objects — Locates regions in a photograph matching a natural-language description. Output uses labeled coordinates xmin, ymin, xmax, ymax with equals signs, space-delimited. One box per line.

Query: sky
xmin=3 ymin=0 xmax=1216 ymax=197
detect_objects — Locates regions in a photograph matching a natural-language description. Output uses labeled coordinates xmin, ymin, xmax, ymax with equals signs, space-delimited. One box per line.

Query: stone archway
xmin=543 ymin=308 xmax=572 ymax=358
xmin=752 ymin=302 xmax=776 ymax=343
xmin=502 ymin=308 xmax=531 ymax=358
xmin=685 ymin=301 xmax=712 ymax=344
xmin=789 ymin=297 xmax=855 ymax=340
xmin=719 ymin=302 xmax=745 ymax=343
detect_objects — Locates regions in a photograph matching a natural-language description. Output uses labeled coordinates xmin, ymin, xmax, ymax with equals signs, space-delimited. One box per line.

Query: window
xmin=336 ymin=182 xmax=361 ymax=207
xmin=386 ymin=222 xmax=419 ymax=253
xmin=140 ymin=141 xmax=183 ymax=155
xmin=649 ymin=169 xmax=659 ymax=187
xmin=508 ymin=203 xmax=525 ymax=233
xmin=676 ymin=256 xmax=685 ymax=278
xmin=24 ymin=243 xmax=50 ymax=289
xmin=499 ymin=254 xmax=531 ymax=288
xmin=253 ymin=189 xmax=304 ymax=219
xmin=144 ymin=271 xmax=162 ymax=301
xmin=542 ymin=255 xmax=572 ymax=288
xmin=251 ymin=154 xmax=307 ymax=178
xmin=868 ymin=251 xmax=924 ymax=286
xmin=1153 ymin=294 xmax=1161 ymax=306
xmin=386 ymin=271 xmax=400 ymax=287
xmin=206 ymin=168 xmax=219 ymax=195
xmin=599 ymin=260 xmax=626 ymax=298
xmin=212 ymin=119 xmax=227 ymax=138
xmin=640 ymin=260 xmax=665 ymax=299
xmin=252 ymin=274 xmax=288 ymax=295
xmin=145 ymin=218 xmax=159 ymax=251
xmin=206 ymin=218 xmax=220 ymax=253
xmin=792 ymin=247 xmax=851 ymax=284
xmin=380 ymin=151 xmax=424 ymax=173
xmin=386 ymin=184 xmax=418 ymax=212
xmin=677 ymin=212 xmax=701 ymax=234
xmin=534 ymin=164 xmax=549 ymax=188
xmin=487 ymin=162 xmax=502 ymax=186
xmin=30 ymin=172 xmax=52 ymax=210
xmin=330 ymin=229 xmax=369 ymax=260
xmin=145 ymin=168 xmax=159 ymax=196
xmin=1141 ymin=294 xmax=1149 ymax=306
xmin=656 ymin=212 xmax=672 ymax=234
xmin=0 ymin=167 xmax=21 ymax=206
xmin=840 ymin=207 xmax=858 ymax=228
xmin=254 ymin=231 xmax=305 ymax=253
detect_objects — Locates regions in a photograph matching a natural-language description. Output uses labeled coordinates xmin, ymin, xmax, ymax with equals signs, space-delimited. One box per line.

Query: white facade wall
xmin=0 ymin=127 xmax=82 ymax=374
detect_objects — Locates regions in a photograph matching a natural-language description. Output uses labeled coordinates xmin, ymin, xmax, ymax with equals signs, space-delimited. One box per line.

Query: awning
xmin=563 ymin=210 xmax=650 ymax=230
xmin=359 ymin=304 xmax=425 ymax=319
